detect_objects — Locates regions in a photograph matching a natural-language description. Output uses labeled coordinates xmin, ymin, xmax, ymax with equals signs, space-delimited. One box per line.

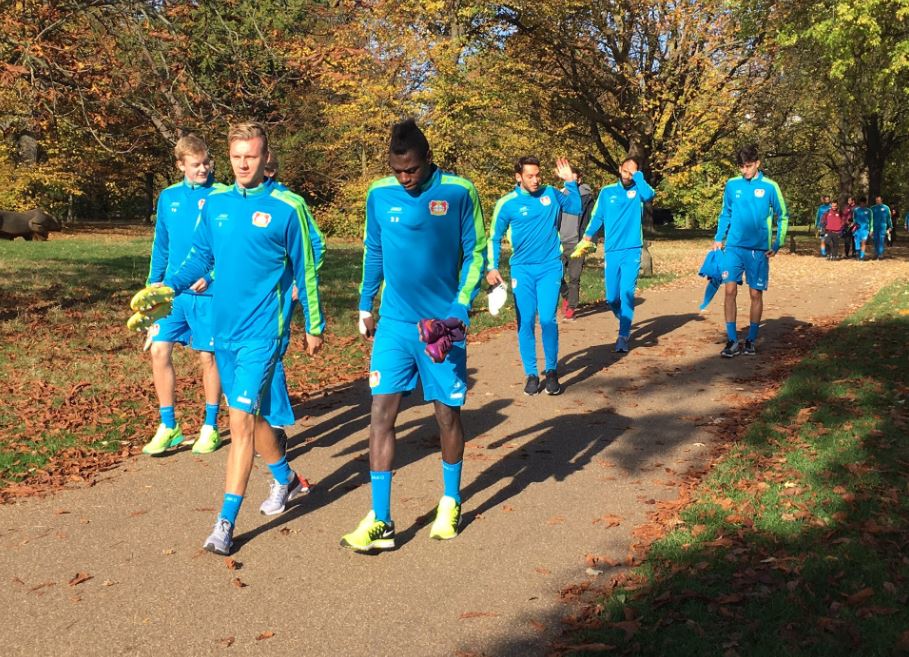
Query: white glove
xmin=358 ymin=310 xmax=373 ymax=337
xmin=488 ymin=283 xmax=508 ymax=316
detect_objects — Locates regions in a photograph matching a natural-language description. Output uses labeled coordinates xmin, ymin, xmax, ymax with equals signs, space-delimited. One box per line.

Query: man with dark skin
xmin=343 ymin=119 xmax=486 ymax=551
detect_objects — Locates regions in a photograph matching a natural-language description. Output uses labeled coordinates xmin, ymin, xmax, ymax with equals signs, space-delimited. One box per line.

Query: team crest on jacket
xmin=754 ymin=188 xmax=766 ymax=198
xmin=540 ymin=196 xmax=551 ymax=206
xmin=627 ymin=189 xmax=637 ymax=199
xmin=252 ymin=211 xmax=272 ymax=227
xmin=198 ymin=199 xmax=206 ymax=209
xmin=429 ymin=200 xmax=449 ymax=216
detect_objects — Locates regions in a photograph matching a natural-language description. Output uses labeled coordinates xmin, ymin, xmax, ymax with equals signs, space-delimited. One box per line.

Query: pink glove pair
xmin=417 ymin=317 xmax=467 ymax=363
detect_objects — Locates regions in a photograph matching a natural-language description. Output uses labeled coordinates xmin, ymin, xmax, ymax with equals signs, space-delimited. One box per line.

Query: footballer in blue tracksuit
xmin=340 ymin=119 xmax=487 ymax=552
xmin=871 ymin=196 xmax=893 ymax=259
xmin=815 ymin=195 xmax=831 ymax=256
xmin=577 ymin=159 xmax=655 ymax=353
xmin=161 ymin=123 xmax=324 ymax=555
xmin=713 ymin=145 xmax=788 ymax=358
xmin=487 ymin=156 xmax=581 ymax=396
xmin=852 ymin=198 xmax=872 ymax=260
xmin=142 ymin=135 xmax=224 ymax=457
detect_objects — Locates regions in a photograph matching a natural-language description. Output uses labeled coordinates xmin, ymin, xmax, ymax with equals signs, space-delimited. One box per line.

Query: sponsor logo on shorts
xmin=237 ymin=395 xmax=252 ymax=405
xmin=754 ymin=188 xmax=765 ymax=198
xmin=540 ymin=196 xmax=551 ymax=206
xmin=722 ymin=270 xmax=729 ymax=280
xmin=450 ymin=392 xmax=464 ymax=400
xmin=626 ymin=189 xmax=637 ymax=199
xmin=252 ymin=211 xmax=272 ymax=228
xmin=511 ymin=277 xmax=518 ymax=289
xmin=429 ymin=200 xmax=449 ymax=216
xmin=369 ymin=370 xmax=381 ymax=388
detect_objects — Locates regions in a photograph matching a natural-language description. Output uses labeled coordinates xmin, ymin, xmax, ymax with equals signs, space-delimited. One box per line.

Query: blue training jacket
xmin=488 ymin=181 xmax=581 ymax=269
xmin=870 ymin=204 xmax=892 ymax=233
xmin=163 ymin=180 xmax=324 ymax=343
xmin=853 ymin=207 xmax=872 ymax=233
xmin=359 ymin=166 xmax=487 ymax=326
xmin=147 ymin=176 xmax=224 ymax=292
xmin=714 ymin=171 xmax=789 ymax=252
xmin=815 ymin=203 xmax=831 ymax=229
xmin=583 ymin=171 xmax=654 ymax=252
xmin=265 ymin=177 xmax=326 ymax=272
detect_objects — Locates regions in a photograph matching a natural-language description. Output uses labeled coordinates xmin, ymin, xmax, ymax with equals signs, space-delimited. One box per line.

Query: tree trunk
xmin=145 ymin=172 xmax=156 ymax=223
xmin=862 ymin=114 xmax=888 ymax=199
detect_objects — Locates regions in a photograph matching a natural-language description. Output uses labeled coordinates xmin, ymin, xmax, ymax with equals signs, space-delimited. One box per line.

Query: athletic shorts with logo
xmin=215 ymin=338 xmax=294 ymax=425
xmin=721 ymin=246 xmax=769 ymax=291
xmin=150 ymin=293 xmax=215 ymax=352
xmin=368 ymin=317 xmax=467 ymax=406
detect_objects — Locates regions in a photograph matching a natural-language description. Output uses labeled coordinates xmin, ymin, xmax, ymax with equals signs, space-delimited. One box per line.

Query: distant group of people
xmin=815 ymin=194 xmax=896 ymax=260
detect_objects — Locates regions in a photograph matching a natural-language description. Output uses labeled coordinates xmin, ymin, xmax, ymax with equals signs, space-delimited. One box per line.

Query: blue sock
xmin=370 ymin=471 xmax=393 ymax=523
xmin=726 ymin=322 xmax=737 ymax=342
xmin=266 ymin=455 xmax=293 ymax=486
xmin=160 ymin=406 xmax=176 ymax=430
xmin=204 ymin=403 xmax=219 ymax=427
xmin=747 ymin=322 xmax=759 ymax=341
xmin=442 ymin=459 xmax=463 ymax=503
xmin=219 ymin=493 xmax=243 ymax=525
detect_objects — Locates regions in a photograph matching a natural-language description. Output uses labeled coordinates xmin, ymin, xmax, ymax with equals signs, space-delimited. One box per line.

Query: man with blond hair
xmin=156 ymin=122 xmax=325 ymax=555
xmin=142 ymin=134 xmax=224 ymax=456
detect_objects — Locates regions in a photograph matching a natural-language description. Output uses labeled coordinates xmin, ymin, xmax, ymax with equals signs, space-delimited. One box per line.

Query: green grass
xmin=563 ymin=281 xmax=909 ymax=656
xmin=0 ymin=228 xmax=677 ymax=491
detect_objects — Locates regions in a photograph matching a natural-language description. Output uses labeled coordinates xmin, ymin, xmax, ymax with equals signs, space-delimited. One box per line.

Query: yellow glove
xmin=126 ymin=302 xmax=173 ymax=332
xmin=570 ymin=239 xmax=596 ymax=259
xmin=130 ymin=285 xmax=175 ymax=312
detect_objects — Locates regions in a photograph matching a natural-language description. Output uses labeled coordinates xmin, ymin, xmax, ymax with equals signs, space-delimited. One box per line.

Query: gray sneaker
xmin=259 ymin=473 xmax=311 ymax=516
xmin=203 ymin=518 xmax=234 ymax=555
xmin=615 ymin=335 xmax=630 ymax=353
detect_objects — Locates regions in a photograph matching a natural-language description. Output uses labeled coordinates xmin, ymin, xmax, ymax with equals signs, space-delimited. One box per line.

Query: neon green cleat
xmin=339 ymin=511 xmax=396 ymax=552
xmin=570 ymin=239 xmax=596 ymax=259
xmin=191 ymin=425 xmax=221 ymax=454
xmin=142 ymin=423 xmax=184 ymax=455
xmin=429 ymin=495 xmax=462 ymax=540
xmin=130 ymin=285 xmax=175 ymax=312
xmin=126 ymin=303 xmax=172 ymax=332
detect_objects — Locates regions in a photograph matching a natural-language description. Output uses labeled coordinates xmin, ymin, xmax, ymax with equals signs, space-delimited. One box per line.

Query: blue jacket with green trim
xmin=488 ymin=181 xmax=580 ymax=269
xmin=164 ymin=180 xmax=324 ymax=342
xmin=147 ymin=176 xmax=223 ymax=292
xmin=265 ymin=177 xmax=325 ymax=272
xmin=871 ymin=204 xmax=892 ymax=233
xmin=714 ymin=172 xmax=789 ymax=252
xmin=815 ymin=203 xmax=831 ymax=229
xmin=359 ymin=166 xmax=487 ymax=325
xmin=584 ymin=171 xmax=654 ymax=252
xmin=853 ymin=207 xmax=872 ymax=233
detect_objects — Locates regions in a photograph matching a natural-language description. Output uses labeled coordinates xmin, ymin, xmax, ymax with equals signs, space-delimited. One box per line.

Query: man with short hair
xmin=154 ymin=122 xmax=324 ymax=555
xmin=572 ymin=157 xmax=655 ymax=353
xmin=487 ymin=156 xmax=580 ymax=395
xmin=821 ymin=199 xmax=845 ymax=260
xmin=713 ymin=144 xmax=788 ymax=357
xmin=852 ymin=197 xmax=872 ymax=260
xmin=341 ymin=118 xmax=486 ymax=552
xmin=143 ymin=134 xmax=224 ymax=456
xmin=558 ymin=168 xmax=595 ymax=320
xmin=870 ymin=195 xmax=893 ymax=259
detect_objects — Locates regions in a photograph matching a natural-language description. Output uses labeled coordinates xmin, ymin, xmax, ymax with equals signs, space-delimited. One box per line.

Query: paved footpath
xmin=2 ymin=251 xmax=907 ymax=657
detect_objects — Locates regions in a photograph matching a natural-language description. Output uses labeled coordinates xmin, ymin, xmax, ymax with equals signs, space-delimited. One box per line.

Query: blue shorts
xmin=215 ymin=339 xmax=294 ymax=425
xmin=368 ymin=317 xmax=467 ymax=406
xmin=855 ymin=228 xmax=869 ymax=243
xmin=721 ymin=246 xmax=769 ymax=291
xmin=150 ymin=293 xmax=215 ymax=352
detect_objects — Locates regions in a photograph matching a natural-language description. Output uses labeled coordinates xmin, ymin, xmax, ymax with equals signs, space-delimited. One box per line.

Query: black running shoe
xmin=742 ymin=340 xmax=756 ymax=355
xmin=543 ymin=370 xmax=562 ymax=395
xmin=523 ymin=375 xmax=542 ymax=396
xmin=720 ymin=340 xmax=741 ymax=358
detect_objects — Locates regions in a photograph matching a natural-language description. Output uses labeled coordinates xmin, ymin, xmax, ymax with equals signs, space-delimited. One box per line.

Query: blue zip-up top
xmin=265 ymin=177 xmax=326 ymax=272
xmin=871 ymin=204 xmax=892 ymax=233
xmin=359 ymin=166 xmax=487 ymax=325
xmin=163 ymin=180 xmax=324 ymax=343
xmin=853 ymin=206 xmax=872 ymax=233
xmin=583 ymin=171 xmax=654 ymax=252
xmin=488 ymin=181 xmax=580 ymax=269
xmin=815 ymin=203 xmax=831 ymax=229
xmin=147 ymin=176 xmax=224 ymax=292
xmin=714 ymin=171 xmax=789 ymax=252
